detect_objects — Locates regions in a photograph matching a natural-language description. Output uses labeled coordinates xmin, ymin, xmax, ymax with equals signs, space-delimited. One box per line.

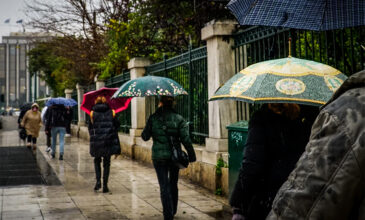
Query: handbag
xmin=161 ymin=116 xmax=189 ymax=169
xmin=19 ymin=127 xmax=27 ymax=140
xmin=170 ymin=136 xmax=189 ymax=169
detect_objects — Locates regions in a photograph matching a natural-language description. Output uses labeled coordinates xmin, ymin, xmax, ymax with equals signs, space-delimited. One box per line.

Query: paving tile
xmin=1 ymin=209 xmax=42 ymax=219
xmin=2 ymin=203 xmax=40 ymax=211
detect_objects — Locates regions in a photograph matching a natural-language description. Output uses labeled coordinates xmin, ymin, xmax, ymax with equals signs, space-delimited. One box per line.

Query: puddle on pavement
xmin=206 ymin=210 xmax=233 ymax=219
xmin=0 ymin=146 xmax=61 ymax=186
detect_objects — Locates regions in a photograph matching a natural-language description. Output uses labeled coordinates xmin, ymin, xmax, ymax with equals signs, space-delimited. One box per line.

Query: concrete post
xmin=95 ymin=81 xmax=105 ymax=90
xmin=64 ymin=89 xmax=73 ymax=99
xmin=128 ymin=58 xmax=152 ymax=137
xmin=76 ymin=83 xmax=86 ymax=126
xmin=202 ymin=20 xmax=238 ymax=152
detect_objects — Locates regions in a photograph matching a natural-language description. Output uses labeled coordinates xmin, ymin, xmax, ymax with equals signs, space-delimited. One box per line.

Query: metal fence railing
xmin=233 ymin=26 xmax=365 ymax=121
xmin=105 ymin=71 xmax=131 ymax=134
xmin=146 ymin=46 xmax=208 ymax=145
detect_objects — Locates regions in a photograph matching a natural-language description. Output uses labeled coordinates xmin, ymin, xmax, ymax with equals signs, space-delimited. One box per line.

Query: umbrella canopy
xmin=81 ymin=87 xmax=132 ymax=115
xmin=46 ymin=97 xmax=77 ymax=107
xmin=227 ymin=0 xmax=365 ymax=31
xmin=20 ymin=102 xmax=33 ymax=111
xmin=112 ymin=76 xmax=188 ymax=98
xmin=210 ymin=57 xmax=347 ymax=106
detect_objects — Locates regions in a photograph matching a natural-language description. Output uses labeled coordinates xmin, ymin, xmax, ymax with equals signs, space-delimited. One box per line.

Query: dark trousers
xmin=46 ymin=133 xmax=51 ymax=147
xmin=94 ymin=156 xmax=111 ymax=183
xmin=66 ymin=122 xmax=71 ymax=134
xmin=27 ymin=135 xmax=37 ymax=144
xmin=153 ymin=160 xmax=180 ymax=220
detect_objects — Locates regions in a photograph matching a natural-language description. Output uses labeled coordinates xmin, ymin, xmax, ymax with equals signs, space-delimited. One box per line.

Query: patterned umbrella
xmin=210 ymin=57 xmax=347 ymax=106
xmin=227 ymin=0 xmax=365 ymax=31
xmin=112 ymin=76 xmax=188 ymax=98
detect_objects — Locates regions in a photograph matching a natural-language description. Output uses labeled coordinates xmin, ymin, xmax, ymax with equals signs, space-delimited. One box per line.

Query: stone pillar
xmin=95 ymin=81 xmax=105 ymax=90
xmin=202 ymin=20 xmax=238 ymax=152
xmin=76 ymin=83 xmax=86 ymax=126
xmin=128 ymin=58 xmax=151 ymax=137
xmin=64 ymin=89 xmax=73 ymax=99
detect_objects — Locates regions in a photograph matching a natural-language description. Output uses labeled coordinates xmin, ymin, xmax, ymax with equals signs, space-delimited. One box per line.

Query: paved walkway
xmin=0 ymin=116 xmax=231 ymax=220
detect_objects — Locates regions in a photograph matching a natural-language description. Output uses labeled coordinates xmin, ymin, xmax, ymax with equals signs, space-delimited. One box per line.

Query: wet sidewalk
xmin=0 ymin=117 xmax=231 ymax=220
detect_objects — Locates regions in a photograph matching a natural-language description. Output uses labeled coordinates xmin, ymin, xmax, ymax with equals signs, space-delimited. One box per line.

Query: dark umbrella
xmin=112 ymin=76 xmax=188 ymax=98
xmin=81 ymin=87 xmax=131 ymax=115
xmin=227 ymin=0 xmax=365 ymax=31
xmin=20 ymin=102 xmax=32 ymax=111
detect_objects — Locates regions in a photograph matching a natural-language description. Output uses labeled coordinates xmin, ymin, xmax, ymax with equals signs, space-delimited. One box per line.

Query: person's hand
xmin=232 ymin=214 xmax=245 ymax=220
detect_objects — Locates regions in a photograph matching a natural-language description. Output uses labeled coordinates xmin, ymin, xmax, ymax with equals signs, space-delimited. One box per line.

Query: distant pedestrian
xmin=142 ymin=96 xmax=196 ymax=220
xmin=21 ymin=103 xmax=42 ymax=151
xmin=65 ymin=106 xmax=73 ymax=137
xmin=88 ymin=96 xmax=121 ymax=193
xmin=230 ymin=103 xmax=316 ymax=220
xmin=45 ymin=104 xmax=68 ymax=160
xmin=41 ymin=106 xmax=52 ymax=153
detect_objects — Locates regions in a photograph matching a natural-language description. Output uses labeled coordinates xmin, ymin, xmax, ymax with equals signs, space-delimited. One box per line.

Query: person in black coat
xmin=45 ymin=104 xmax=68 ymax=160
xmin=88 ymin=96 xmax=121 ymax=193
xmin=230 ymin=103 xmax=318 ymax=220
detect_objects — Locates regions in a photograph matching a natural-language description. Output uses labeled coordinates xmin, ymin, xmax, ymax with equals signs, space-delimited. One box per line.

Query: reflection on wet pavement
xmin=0 ymin=116 xmax=231 ymax=219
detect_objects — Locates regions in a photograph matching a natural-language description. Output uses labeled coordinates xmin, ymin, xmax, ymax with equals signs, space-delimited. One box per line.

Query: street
xmin=0 ymin=116 xmax=231 ymax=220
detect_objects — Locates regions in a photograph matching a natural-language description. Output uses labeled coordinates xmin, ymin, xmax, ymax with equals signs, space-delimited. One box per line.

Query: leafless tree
xmin=25 ymin=0 xmax=131 ymax=84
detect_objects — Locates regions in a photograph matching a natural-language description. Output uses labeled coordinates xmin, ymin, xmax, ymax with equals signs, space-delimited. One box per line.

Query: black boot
xmin=94 ymin=158 xmax=102 ymax=191
xmin=102 ymin=157 xmax=110 ymax=193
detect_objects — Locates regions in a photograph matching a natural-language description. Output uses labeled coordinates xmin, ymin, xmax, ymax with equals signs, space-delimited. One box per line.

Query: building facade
xmin=0 ymin=32 xmax=51 ymax=109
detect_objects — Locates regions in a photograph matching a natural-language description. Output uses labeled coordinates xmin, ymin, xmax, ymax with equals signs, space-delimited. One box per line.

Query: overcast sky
xmin=0 ymin=0 xmax=28 ymax=39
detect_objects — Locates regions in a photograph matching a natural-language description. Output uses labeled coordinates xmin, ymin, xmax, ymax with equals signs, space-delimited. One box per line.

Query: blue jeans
xmin=51 ymin=127 xmax=66 ymax=155
xmin=153 ymin=160 xmax=180 ymax=220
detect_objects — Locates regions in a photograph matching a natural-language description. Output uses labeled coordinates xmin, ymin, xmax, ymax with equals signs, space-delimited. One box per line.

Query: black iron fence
xmin=233 ymin=26 xmax=365 ymax=121
xmin=146 ymin=46 xmax=208 ymax=144
xmin=105 ymin=72 xmax=131 ymax=134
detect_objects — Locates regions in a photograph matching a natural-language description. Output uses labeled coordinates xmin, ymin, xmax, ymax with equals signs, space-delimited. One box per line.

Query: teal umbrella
xmin=112 ymin=76 xmax=188 ymax=98
xmin=210 ymin=57 xmax=347 ymax=106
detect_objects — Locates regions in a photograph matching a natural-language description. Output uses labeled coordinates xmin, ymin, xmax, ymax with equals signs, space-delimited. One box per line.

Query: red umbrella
xmin=81 ymin=87 xmax=132 ymax=115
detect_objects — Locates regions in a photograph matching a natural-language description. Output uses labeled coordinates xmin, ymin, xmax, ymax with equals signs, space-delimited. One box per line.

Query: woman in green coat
xmin=142 ymin=96 xmax=196 ymax=220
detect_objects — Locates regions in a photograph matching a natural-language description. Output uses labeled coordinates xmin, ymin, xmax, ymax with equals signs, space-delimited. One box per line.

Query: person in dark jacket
xmin=230 ymin=103 xmax=317 ymax=220
xmin=88 ymin=96 xmax=121 ymax=193
xmin=141 ymin=96 xmax=196 ymax=220
xmin=65 ymin=106 xmax=73 ymax=136
xmin=267 ymin=70 xmax=365 ymax=220
xmin=45 ymin=104 xmax=68 ymax=160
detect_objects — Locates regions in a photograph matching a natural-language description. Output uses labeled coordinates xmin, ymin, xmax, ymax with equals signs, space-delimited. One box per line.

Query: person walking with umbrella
xmin=20 ymin=103 xmax=42 ymax=151
xmin=45 ymin=103 xmax=68 ymax=160
xmin=230 ymin=103 xmax=317 ymax=220
xmin=141 ymin=96 xmax=196 ymax=220
xmin=88 ymin=96 xmax=121 ymax=193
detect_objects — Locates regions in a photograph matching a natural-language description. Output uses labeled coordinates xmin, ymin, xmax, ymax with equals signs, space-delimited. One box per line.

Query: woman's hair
xmin=268 ymin=103 xmax=300 ymax=120
xmin=95 ymin=96 xmax=107 ymax=104
xmin=159 ymin=96 xmax=174 ymax=108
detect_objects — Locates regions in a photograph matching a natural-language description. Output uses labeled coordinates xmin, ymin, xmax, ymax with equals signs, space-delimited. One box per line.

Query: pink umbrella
xmin=81 ymin=87 xmax=131 ymax=115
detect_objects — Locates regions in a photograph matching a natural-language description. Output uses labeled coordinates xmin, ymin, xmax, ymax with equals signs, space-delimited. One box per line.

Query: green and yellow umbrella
xmin=210 ymin=57 xmax=347 ymax=106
